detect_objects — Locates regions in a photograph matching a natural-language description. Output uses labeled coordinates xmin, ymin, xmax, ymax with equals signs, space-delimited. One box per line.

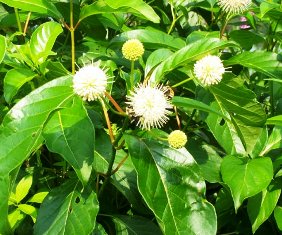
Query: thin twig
xmin=111 ymin=154 xmax=128 ymax=175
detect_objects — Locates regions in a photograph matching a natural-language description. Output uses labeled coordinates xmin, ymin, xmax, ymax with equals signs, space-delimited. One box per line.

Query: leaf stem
xmin=23 ymin=12 xmax=31 ymax=36
xmin=104 ymin=92 xmax=126 ymax=115
xmin=130 ymin=60 xmax=135 ymax=90
xmin=172 ymin=77 xmax=193 ymax=88
xmin=70 ymin=0 xmax=75 ymax=74
xmin=14 ymin=8 xmax=22 ymax=33
xmin=99 ymin=98 xmax=115 ymax=143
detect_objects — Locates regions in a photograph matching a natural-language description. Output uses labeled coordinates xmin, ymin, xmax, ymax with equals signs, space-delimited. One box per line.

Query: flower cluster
xmin=73 ymin=63 xmax=108 ymax=101
xmin=122 ymin=39 xmax=144 ymax=61
xmin=168 ymin=130 xmax=187 ymax=149
xmin=218 ymin=0 xmax=251 ymax=15
xmin=193 ymin=55 xmax=225 ymax=86
xmin=126 ymin=84 xmax=172 ymax=130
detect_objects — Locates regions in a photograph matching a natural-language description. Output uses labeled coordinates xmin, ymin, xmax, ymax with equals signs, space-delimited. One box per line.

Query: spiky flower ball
xmin=193 ymin=55 xmax=225 ymax=86
xmin=122 ymin=39 xmax=144 ymax=61
xmin=168 ymin=130 xmax=187 ymax=149
xmin=218 ymin=0 xmax=251 ymax=15
xmin=73 ymin=63 xmax=108 ymax=101
xmin=126 ymin=84 xmax=172 ymax=130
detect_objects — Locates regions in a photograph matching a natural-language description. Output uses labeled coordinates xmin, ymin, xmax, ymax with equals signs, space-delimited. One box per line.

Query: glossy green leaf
xmin=0 ymin=0 xmax=62 ymax=19
xmin=30 ymin=21 xmax=63 ymax=64
xmin=43 ymin=96 xmax=94 ymax=185
xmin=0 ymin=34 xmax=6 ymax=64
xmin=149 ymin=38 xmax=239 ymax=85
xmin=125 ymin=134 xmax=217 ymax=235
xmin=4 ymin=68 xmax=36 ymax=103
xmin=225 ymin=51 xmax=282 ymax=79
xmin=34 ymin=180 xmax=99 ymax=235
xmin=112 ymin=29 xmax=185 ymax=50
xmin=274 ymin=206 xmax=282 ymax=231
xmin=247 ymin=181 xmax=281 ymax=233
xmin=80 ymin=0 xmax=160 ymax=23
xmin=229 ymin=30 xmax=265 ymax=50
xmin=206 ymin=102 xmax=246 ymax=155
xmin=112 ymin=215 xmax=162 ymax=235
xmin=11 ymin=174 xmax=32 ymax=204
xmin=0 ymin=176 xmax=11 ymax=234
xmin=260 ymin=126 xmax=282 ymax=156
xmin=266 ymin=115 xmax=282 ymax=126
xmin=0 ymin=75 xmax=73 ymax=176
xmin=221 ymin=155 xmax=273 ymax=211
xmin=172 ymin=96 xmax=229 ymax=119
xmin=28 ymin=192 xmax=49 ymax=204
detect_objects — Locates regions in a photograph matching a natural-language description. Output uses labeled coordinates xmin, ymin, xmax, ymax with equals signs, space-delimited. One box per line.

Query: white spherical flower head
xmin=194 ymin=55 xmax=225 ymax=86
xmin=218 ymin=0 xmax=251 ymax=15
xmin=126 ymin=85 xmax=172 ymax=130
xmin=73 ymin=64 xmax=108 ymax=101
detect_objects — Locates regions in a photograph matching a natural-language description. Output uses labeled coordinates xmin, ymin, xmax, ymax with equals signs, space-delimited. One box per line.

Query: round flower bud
xmin=73 ymin=63 xmax=108 ymax=101
xmin=193 ymin=55 xmax=225 ymax=87
xmin=122 ymin=39 xmax=144 ymax=61
xmin=168 ymin=130 xmax=187 ymax=149
xmin=218 ymin=0 xmax=251 ymax=15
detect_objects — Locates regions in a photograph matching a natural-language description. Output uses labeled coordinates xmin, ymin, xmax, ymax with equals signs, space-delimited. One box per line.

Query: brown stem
xmin=105 ymin=92 xmax=126 ymax=115
xmin=100 ymin=98 xmax=115 ymax=143
xmin=23 ymin=12 xmax=31 ymax=36
xmin=174 ymin=106 xmax=181 ymax=129
xmin=111 ymin=154 xmax=128 ymax=175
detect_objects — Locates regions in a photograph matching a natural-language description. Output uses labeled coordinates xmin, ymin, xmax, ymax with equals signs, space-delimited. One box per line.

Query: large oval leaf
xmin=0 ymin=0 xmax=62 ymax=19
xmin=43 ymin=96 xmax=94 ymax=185
xmin=125 ymin=134 xmax=217 ymax=235
xmin=221 ymin=155 xmax=273 ymax=211
xmin=149 ymin=38 xmax=239 ymax=85
xmin=225 ymin=51 xmax=282 ymax=79
xmin=80 ymin=0 xmax=160 ymax=23
xmin=34 ymin=180 xmax=99 ymax=235
xmin=0 ymin=75 xmax=73 ymax=176
xmin=0 ymin=176 xmax=11 ymax=235
xmin=30 ymin=21 xmax=63 ymax=64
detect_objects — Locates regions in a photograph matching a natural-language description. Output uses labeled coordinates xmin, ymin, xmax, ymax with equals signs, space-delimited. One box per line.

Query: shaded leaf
xmin=125 ymin=134 xmax=217 ymax=235
xmin=247 ymin=181 xmax=281 ymax=233
xmin=221 ymin=155 xmax=273 ymax=211
xmin=34 ymin=180 xmax=99 ymax=235
xmin=274 ymin=206 xmax=282 ymax=232
xmin=0 ymin=176 xmax=11 ymax=234
xmin=4 ymin=68 xmax=36 ymax=103
xmin=43 ymin=96 xmax=94 ymax=185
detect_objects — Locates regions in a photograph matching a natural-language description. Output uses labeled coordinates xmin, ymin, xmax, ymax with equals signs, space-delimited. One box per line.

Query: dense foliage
xmin=0 ymin=0 xmax=282 ymax=234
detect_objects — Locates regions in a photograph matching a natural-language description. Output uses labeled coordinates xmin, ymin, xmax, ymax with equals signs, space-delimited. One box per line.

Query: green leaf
xmin=260 ymin=126 xmax=282 ymax=156
xmin=18 ymin=204 xmax=37 ymax=222
xmin=206 ymin=102 xmax=246 ymax=155
xmin=30 ymin=21 xmax=63 ymax=64
xmin=221 ymin=155 xmax=273 ymax=211
xmin=43 ymin=96 xmax=94 ymax=185
xmin=80 ymin=0 xmax=160 ymax=23
xmin=28 ymin=192 xmax=49 ymax=204
xmin=11 ymin=174 xmax=33 ymax=204
xmin=0 ymin=34 xmax=6 ymax=64
xmin=112 ymin=29 xmax=185 ymax=50
xmin=34 ymin=180 xmax=99 ymax=235
xmin=112 ymin=215 xmax=162 ymax=235
xmin=8 ymin=208 xmax=25 ymax=231
xmin=4 ymin=68 xmax=36 ymax=103
xmin=229 ymin=30 xmax=265 ymax=50
xmin=0 ymin=75 xmax=74 ymax=176
xmin=247 ymin=181 xmax=281 ymax=233
xmin=0 ymin=0 xmax=62 ymax=19
xmin=125 ymin=134 xmax=217 ymax=235
xmin=225 ymin=51 xmax=282 ymax=79
xmin=187 ymin=140 xmax=222 ymax=183
xmin=0 ymin=176 xmax=11 ymax=234
xmin=172 ymin=96 xmax=229 ymax=120
xmin=266 ymin=115 xmax=282 ymax=126
xmin=149 ymin=38 xmax=239 ymax=85
xmin=274 ymin=206 xmax=282 ymax=232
